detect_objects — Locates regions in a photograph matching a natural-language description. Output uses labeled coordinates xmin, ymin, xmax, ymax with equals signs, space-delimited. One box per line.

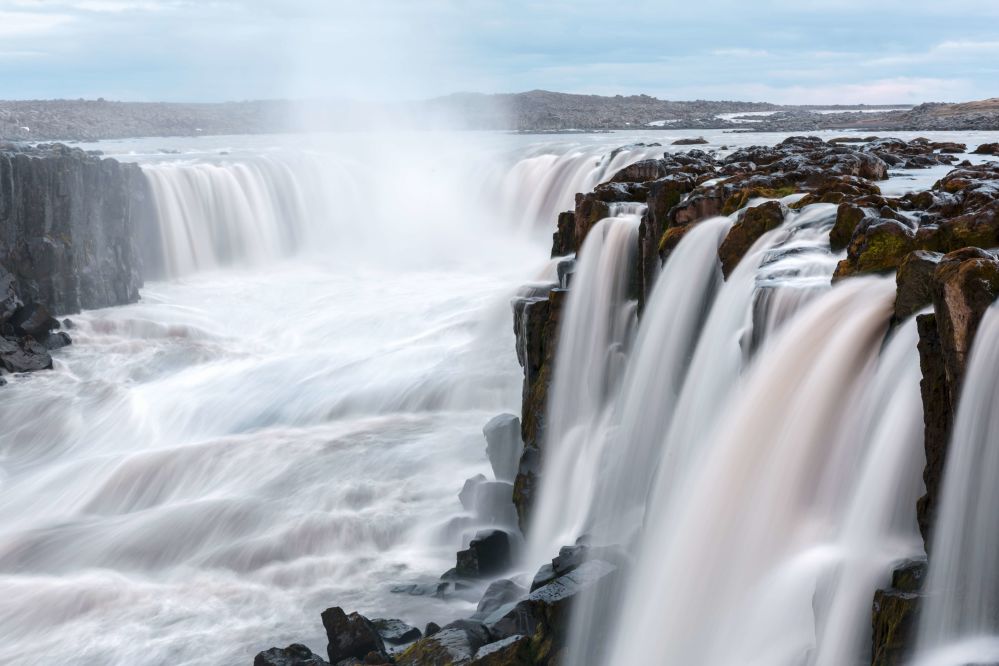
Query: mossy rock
xmin=718 ymin=200 xmax=788 ymax=278
xmin=871 ymin=589 xmax=921 ymax=666
xmin=834 ymin=219 xmax=917 ymax=279
xmin=721 ymin=185 xmax=797 ymax=215
xmin=830 ymin=203 xmax=871 ymax=252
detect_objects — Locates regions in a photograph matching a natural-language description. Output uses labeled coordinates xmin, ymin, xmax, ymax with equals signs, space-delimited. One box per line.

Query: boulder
xmin=834 ymin=218 xmax=917 ymax=280
xmin=456 ymin=530 xmax=512 ymax=578
xmin=371 ymin=618 xmax=421 ymax=646
xmin=472 ymin=579 xmax=527 ymax=621
xmin=9 ymin=302 xmax=59 ymax=340
xmin=469 ymin=635 xmax=532 ymax=665
xmin=671 ymin=137 xmax=709 ymax=145
xmin=718 ymin=200 xmax=788 ymax=278
xmin=0 ymin=337 xmax=52 ymax=373
xmin=972 ymin=142 xmax=999 ymax=155
xmin=424 ymin=622 xmax=441 ymax=638
xmin=893 ymin=251 xmax=942 ymax=324
xmin=320 ymin=607 xmax=387 ymax=665
xmin=254 ymin=644 xmax=329 ymax=666
xmin=396 ymin=620 xmax=490 ymax=666
xmin=830 ymin=203 xmax=871 ymax=252
xmin=483 ymin=414 xmax=523 ymax=482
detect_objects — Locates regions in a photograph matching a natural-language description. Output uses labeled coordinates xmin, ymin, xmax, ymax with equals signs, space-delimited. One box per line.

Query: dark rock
xmin=916 ymin=313 xmax=954 ymax=550
xmin=871 ymin=559 xmax=927 ymax=666
xmin=931 ymin=247 xmax=999 ymax=398
xmin=456 ymin=530 xmax=512 ymax=578
xmin=396 ymin=620 xmax=489 ymax=666
xmin=0 ymin=145 xmax=145 ymax=314
xmin=552 ymin=211 xmax=574 ymax=257
xmin=893 ymin=251 xmax=942 ymax=324
xmin=831 ymin=203 xmax=871 ymax=252
xmin=483 ymin=413 xmax=523 ymax=482
xmin=10 ymin=302 xmax=58 ymax=340
xmin=254 ymin=644 xmax=329 ymax=666
xmin=718 ymin=200 xmax=788 ymax=278
xmin=44 ymin=331 xmax=72 ymax=351
xmin=834 ymin=218 xmax=917 ymax=279
xmin=320 ymin=607 xmax=387 ymax=665
xmin=671 ymin=137 xmax=709 ymax=145
xmin=371 ymin=618 xmax=421 ymax=645
xmin=424 ymin=622 xmax=441 ymax=638
xmin=0 ymin=337 xmax=52 ymax=373
xmin=469 ymin=635 xmax=531 ymax=665
xmin=0 ymin=264 xmax=20 ymax=324
xmin=972 ymin=142 xmax=999 ymax=155
xmin=472 ymin=579 xmax=527 ymax=621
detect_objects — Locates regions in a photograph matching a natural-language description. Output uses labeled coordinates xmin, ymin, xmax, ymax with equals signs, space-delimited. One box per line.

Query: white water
xmin=911 ymin=304 xmax=999 ymax=666
xmin=0 ymin=132 xmax=665 ymax=666
xmin=606 ymin=277 xmax=924 ymax=665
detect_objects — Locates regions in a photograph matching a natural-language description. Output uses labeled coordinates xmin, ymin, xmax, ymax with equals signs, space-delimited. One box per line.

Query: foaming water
xmin=0 ymin=132 xmax=669 ymax=666
xmin=911 ymin=304 xmax=999 ymax=666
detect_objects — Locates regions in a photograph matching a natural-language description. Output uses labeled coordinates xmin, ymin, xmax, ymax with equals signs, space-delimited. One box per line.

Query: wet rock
xmin=0 ymin=337 xmax=52 ymax=373
xmin=320 ymin=607 xmax=388 ymax=665
xmin=871 ymin=559 xmax=927 ymax=666
xmin=472 ymin=579 xmax=527 ymax=621
xmin=254 ymin=644 xmax=329 ymax=666
xmin=831 ymin=203 xmax=872 ymax=252
xmin=9 ymin=302 xmax=59 ymax=340
xmin=371 ymin=618 xmax=421 ymax=646
xmin=396 ymin=620 xmax=489 ymax=666
xmin=456 ymin=530 xmax=512 ymax=578
xmin=0 ymin=264 xmax=20 ymax=324
xmin=512 ymin=445 xmax=541 ymax=534
xmin=973 ymin=142 xmax=999 ymax=155
xmin=893 ymin=251 xmax=942 ymax=324
xmin=833 ymin=218 xmax=917 ymax=279
xmin=571 ymin=192 xmax=611 ymax=252
xmin=551 ymin=211 xmax=574 ymax=257
xmin=718 ymin=200 xmax=788 ymax=278
xmin=484 ymin=559 xmax=620 ymax=660
xmin=671 ymin=137 xmax=708 ymax=145
xmin=469 ymin=635 xmax=531 ymax=665
xmin=915 ymin=313 xmax=954 ymax=550
xmin=44 ymin=330 xmax=72 ymax=350
xmin=483 ymin=414 xmax=523 ymax=482
xmin=608 ymin=158 xmax=669 ymax=184
xmin=458 ymin=476 xmax=517 ymax=526
xmin=424 ymin=622 xmax=441 ymax=638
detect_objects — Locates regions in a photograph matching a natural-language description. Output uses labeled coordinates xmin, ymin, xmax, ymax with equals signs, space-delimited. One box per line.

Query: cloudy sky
xmin=0 ymin=0 xmax=997 ymax=104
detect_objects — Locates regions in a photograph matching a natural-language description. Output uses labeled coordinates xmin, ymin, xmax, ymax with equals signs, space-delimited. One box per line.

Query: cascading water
xmin=910 ymin=304 xmax=999 ymax=666
xmin=522 ymin=205 xmax=642 ymax=562
xmin=604 ymin=277 xmax=924 ymax=665
xmin=0 ymin=133 xmax=664 ymax=666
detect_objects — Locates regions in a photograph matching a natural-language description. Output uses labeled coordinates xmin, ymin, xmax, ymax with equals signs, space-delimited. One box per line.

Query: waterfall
xmin=522 ymin=206 xmax=641 ymax=562
xmin=604 ymin=277 xmax=924 ymax=665
xmin=911 ymin=304 xmax=999 ymax=666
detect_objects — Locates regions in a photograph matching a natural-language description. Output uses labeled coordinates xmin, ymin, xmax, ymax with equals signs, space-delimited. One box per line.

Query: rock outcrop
xmin=0 ymin=142 xmax=147 ymax=315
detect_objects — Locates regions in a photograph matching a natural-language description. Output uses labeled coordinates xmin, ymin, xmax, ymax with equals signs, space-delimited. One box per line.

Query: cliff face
xmin=0 ymin=143 xmax=147 ymax=315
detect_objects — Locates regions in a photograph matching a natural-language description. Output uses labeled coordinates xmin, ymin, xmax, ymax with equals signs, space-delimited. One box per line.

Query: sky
xmin=0 ymin=0 xmax=997 ymax=104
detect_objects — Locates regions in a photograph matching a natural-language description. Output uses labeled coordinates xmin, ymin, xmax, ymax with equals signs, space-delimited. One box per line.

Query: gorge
xmin=2 ymin=128 xmax=999 ymax=666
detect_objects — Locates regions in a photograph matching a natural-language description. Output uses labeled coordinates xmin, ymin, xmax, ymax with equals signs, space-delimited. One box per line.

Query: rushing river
xmin=1 ymin=129 xmax=998 ymax=665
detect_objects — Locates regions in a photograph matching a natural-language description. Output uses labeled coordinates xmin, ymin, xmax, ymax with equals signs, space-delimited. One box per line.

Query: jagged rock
xmin=930 ymin=247 xmax=999 ymax=397
xmin=9 ymin=302 xmax=58 ymax=340
xmin=718 ymin=200 xmax=788 ymax=278
xmin=893 ymin=251 xmax=943 ymax=323
xmin=396 ymin=620 xmax=489 ymax=666
xmin=916 ymin=313 xmax=953 ymax=550
xmin=0 ymin=337 xmax=52 ymax=372
xmin=972 ymin=142 xmax=999 ymax=155
xmin=571 ymin=193 xmax=610 ymax=252
xmin=472 ymin=579 xmax=527 ymax=621
xmin=469 ymin=635 xmax=532 ymax=665
xmin=512 ymin=445 xmax=541 ymax=534
xmin=483 ymin=414 xmax=523 ymax=482
xmin=424 ymin=622 xmax=441 ymax=638
xmin=320 ymin=607 xmax=387 ymax=665
xmin=254 ymin=644 xmax=329 ymax=666
xmin=371 ymin=618 xmax=421 ymax=645
xmin=871 ymin=559 xmax=927 ymax=666
xmin=0 ymin=263 xmax=20 ymax=324
xmin=551 ymin=211 xmax=574 ymax=257
xmin=456 ymin=530 xmax=512 ymax=578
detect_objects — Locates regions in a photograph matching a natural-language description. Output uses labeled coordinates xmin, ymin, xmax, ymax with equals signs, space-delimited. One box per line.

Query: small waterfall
xmin=605 ymin=277 xmax=924 ymax=665
xmin=143 ymin=155 xmax=346 ymax=277
xmin=523 ymin=206 xmax=641 ymax=562
xmin=911 ymin=304 xmax=999 ymax=666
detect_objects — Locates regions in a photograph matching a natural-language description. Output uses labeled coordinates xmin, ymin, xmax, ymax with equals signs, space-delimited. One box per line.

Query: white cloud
xmin=0 ymin=10 xmax=72 ymax=37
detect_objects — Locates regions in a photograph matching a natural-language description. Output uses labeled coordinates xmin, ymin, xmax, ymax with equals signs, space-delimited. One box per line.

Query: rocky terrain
xmin=3 ymin=94 xmax=997 ymax=140
xmin=252 ymin=136 xmax=999 ymax=665
xmin=0 ymin=142 xmax=150 ymax=379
